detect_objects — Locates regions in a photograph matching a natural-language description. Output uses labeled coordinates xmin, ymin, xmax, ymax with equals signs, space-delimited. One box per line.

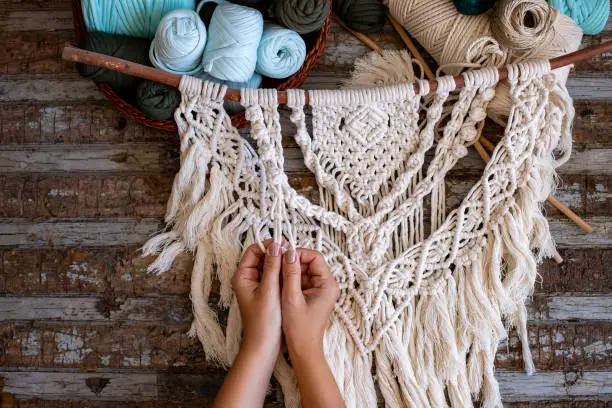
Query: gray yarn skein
xmin=269 ymin=0 xmax=330 ymax=34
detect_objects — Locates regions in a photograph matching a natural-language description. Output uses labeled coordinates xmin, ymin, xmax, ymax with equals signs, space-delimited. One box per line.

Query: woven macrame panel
xmin=143 ymin=61 xmax=574 ymax=408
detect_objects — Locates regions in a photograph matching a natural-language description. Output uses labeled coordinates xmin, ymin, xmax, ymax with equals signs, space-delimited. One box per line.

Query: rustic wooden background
xmin=0 ymin=1 xmax=610 ymax=406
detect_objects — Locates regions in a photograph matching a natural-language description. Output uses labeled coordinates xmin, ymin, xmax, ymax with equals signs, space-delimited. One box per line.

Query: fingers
xmin=260 ymin=241 xmax=282 ymax=291
xmin=237 ymin=242 xmax=266 ymax=270
xmin=282 ymin=247 xmax=304 ymax=300
xmin=298 ymin=248 xmax=332 ymax=279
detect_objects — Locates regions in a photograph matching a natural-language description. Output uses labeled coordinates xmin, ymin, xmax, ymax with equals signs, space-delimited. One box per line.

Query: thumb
xmin=282 ymin=248 xmax=303 ymax=300
xmin=261 ymin=241 xmax=282 ymax=291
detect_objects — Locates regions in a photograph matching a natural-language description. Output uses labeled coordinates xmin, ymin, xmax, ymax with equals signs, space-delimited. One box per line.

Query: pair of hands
xmin=232 ymin=240 xmax=340 ymax=361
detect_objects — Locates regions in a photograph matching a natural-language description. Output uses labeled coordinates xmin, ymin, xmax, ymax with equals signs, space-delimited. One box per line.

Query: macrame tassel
xmin=188 ymin=237 xmax=230 ymax=365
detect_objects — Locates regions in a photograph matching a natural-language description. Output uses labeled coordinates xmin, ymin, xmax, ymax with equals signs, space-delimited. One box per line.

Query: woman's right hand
xmin=280 ymin=247 xmax=340 ymax=358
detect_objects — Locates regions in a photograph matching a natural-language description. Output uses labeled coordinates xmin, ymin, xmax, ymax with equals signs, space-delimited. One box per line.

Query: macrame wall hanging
xmin=140 ymin=59 xmax=574 ymax=407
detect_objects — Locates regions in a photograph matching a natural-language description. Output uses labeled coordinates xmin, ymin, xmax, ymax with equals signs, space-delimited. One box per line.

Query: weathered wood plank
xmin=0 ymin=10 xmax=73 ymax=32
xmin=0 ymin=79 xmax=103 ymax=103
xmin=1 ymin=173 xmax=607 ymax=219
xmin=2 ymin=247 xmax=607 ymax=296
xmin=1 ymin=322 xmax=609 ymax=371
xmin=0 ymin=369 xmax=609 ymax=402
xmin=0 ymin=31 xmax=75 ymax=75
xmin=0 ymin=247 xmax=192 ymax=296
xmin=1 ymin=144 xmax=611 ymax=176
xmin=1 ymin=216 xmax=609 ymax=248
xmin=0 ymin=144 xmax=178 ymax=174
xmin=3 ymin=399 xmax=608 ymax=408
xmin=2 ymin=101 xmax=611 ymax=149
xmin=0 ymin=103 xmax=174 ymax=145
xmin=0 ymin=295 xmax=608 ymax=323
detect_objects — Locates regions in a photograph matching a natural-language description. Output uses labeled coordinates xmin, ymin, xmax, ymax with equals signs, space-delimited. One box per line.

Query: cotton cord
xmin=269 ymin=0 xmax=330 ymax=34
xmin=491 ymin=0 xmax=557 ymax=57
xmin=201 ymin=1 xmax=264 ymax=82
xmin=136 ymin=80 xmax=182 ymax=120
xmin=81 ymin=0 xmax=196 ymax=39
xmin=549 ymin=0 xmax=610 ymax=34
xmin=333 ymin=0 xmax=386 ymax=33
xmin=256 ymin=24 xmax=307 ymax=79
xmin=453 ymin=0 xmax=497 ymax=15
xmin=150 ymin=9 xmax=207 ymax=75
xmin=386 ymin=0 xmax=582 ymax=124
xmin=76 ymin=32 xmax=150 ymax=90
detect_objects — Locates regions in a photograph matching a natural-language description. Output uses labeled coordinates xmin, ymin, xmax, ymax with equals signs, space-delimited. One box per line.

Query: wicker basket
xmin=71 ymin=0 xmax=331 ymax=131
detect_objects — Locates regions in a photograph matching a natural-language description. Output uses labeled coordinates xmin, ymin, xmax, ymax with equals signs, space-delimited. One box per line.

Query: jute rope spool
xmin=385 ymin=0 xmax=583 ymax=124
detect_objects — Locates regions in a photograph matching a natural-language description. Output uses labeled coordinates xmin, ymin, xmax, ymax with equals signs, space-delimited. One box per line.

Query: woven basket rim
xmin=71 ymin=0 xmax=331 ymax=131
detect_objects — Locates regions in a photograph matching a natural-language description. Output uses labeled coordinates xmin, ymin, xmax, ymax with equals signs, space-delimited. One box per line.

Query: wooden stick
xmin=331 ymin=14 xmax=383 ymax=55
xmin=62 ymin=40 xmax=612 ymax=104
xmin=386 ymin=11 xmax=436 ymax=81
xmin=478 ymin=136 xmax=594 ymax=234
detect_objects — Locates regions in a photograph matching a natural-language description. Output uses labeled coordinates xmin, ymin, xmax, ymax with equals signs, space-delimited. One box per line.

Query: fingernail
xmin=267 ymin=242 xmax=281 ymax=257
xmin=285 ymin=248 xmax=296 ymax=264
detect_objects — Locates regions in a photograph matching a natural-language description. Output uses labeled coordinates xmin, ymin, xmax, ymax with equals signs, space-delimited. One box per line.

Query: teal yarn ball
xmin=269 ymin=0 xmax=330 ymax=34
xmin=81 ymin=0 xmax=196 ymax=39
xmin=256 ymin=24 xmax=306 ymax=79
xmin=136 ymin=80 xmax=182 ymax=120
xmin=199 ymin=71 xmax=263 ymax=88
xmin=548 ymin=0 xmax=610 ymax=35
xmin=77 ymin=32 xmax=150 ymax=90
xmin=333 ymin=0 xmax=386 ymax=33
xmin=453 ymin=0 xmax=497 ymax=15
xmin=200 ymin=2 xmax=264 ymax=83
xmin=150 ymin=9 xmax=207 ymax=75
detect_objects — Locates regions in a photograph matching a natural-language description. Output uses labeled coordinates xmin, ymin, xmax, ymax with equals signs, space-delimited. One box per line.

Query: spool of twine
xmin=77 ymin=32 xmax=151 ymax=90
xmin=269 ymin=0 xmax=330 ymax=34
xmin=201 ymin=2 xmax=264 ymax=82
xmin=81 ymin=0 xmax=196 ymax=39
xmin=333 ymin=0 xmax=387 ymax=33
xmin=149 ymin=9 xmax=208 ymax=75
xmin=386 ymin=0 xmax=582 ymax=123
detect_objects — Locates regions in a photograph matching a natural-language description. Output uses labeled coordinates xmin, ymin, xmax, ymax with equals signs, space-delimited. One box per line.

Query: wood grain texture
xmin=0 ymin=370 xmax=609 ymax=402
xmin=1 ymin=216 xmax=610 ymax=248
xmin=1 ymin=247 xmax=608 ymax=296
xmin=0 ymin=1 xmax=610 ymax=405
xmin=0 ymin=322 xmax=608 ymax=371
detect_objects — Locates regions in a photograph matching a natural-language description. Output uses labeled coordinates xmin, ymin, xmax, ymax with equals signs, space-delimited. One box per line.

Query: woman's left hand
xmin=232 ymin=240 xmax=283 ymax=358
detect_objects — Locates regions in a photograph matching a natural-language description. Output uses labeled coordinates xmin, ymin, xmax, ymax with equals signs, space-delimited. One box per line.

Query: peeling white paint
xmin=588 ymin=183 xmax=611 ymax=203
xmin=552 ymin=331 xmax=564 ymax=343
xmin=66 ymin=262 xmax=99 ymax=285
xmin=121 ymin=272 xmax=133 ymax=281
xmin=54 ymin=329 xmax=87 ymax=364
xmin=583 ymin=341 xmax=612 ymax=355
xmin=47 ymin=189 xmax=76 ymax=197
xmin=123 ymin=350 xmax=151 ymax=367
xmin=20 ymin=329 xmax=40 ymax=356
xmin=100 ymin=355 xmax=111 ymax=366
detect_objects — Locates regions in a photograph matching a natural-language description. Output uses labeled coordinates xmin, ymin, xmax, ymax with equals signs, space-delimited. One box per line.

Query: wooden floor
xmin=0 ymin=1 xmax=611 ymax=406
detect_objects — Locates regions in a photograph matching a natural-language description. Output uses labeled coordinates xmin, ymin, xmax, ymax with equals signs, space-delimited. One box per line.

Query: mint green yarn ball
xmin=548 ymin=0 xmax=610 ymax=35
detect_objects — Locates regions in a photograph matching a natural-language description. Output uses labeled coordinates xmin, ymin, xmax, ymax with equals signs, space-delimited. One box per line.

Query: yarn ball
xmin=453 ymin=0 xmax=497 ymax=15
xmin=136 ymin=80 xmax=182 ymax=120
xmin=256 ymin=24 xmax=306 ymax=79
xmin=269 ymin=0 xmax=330 ymax=34
xmin=230 ymin=0 xmax=272 ymax=12
xmin=77 ymin=32 xmax=150 ymax=90
xmin=199 ymin=71 xmax=263 ymax=88
xmin=333 ymin=0 xmax=386 ymax=33
xmin=548 ymin=0 xmax=610 ymax=35
xmin=81 ymin=0 xmax=196 ymax=39
xmin=201 ymin=2 xmax=263 ymax=82
xmin=149 ymin=9 xmax=207 ymax=75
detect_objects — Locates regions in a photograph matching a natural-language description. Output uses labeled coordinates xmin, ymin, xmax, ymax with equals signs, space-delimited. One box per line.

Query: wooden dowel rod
xmin=478 ymin=136 xmax=594 ymax=234
xmin=62 ymin=40 xmax=612 ymax=104
xmin=332 ymin=14 xmax=383 ymax=55
xmin=386 ymin=11 xmax=436 ymax=81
